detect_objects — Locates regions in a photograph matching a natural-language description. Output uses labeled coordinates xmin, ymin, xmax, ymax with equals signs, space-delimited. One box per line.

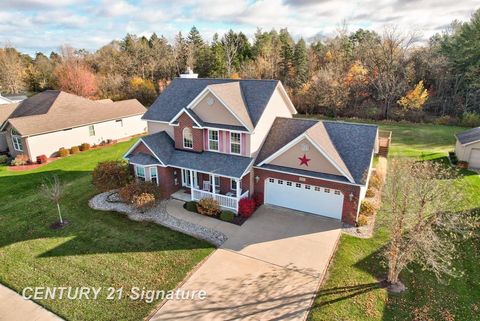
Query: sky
xmin=0 ymin=0 xmax=478 ymax=55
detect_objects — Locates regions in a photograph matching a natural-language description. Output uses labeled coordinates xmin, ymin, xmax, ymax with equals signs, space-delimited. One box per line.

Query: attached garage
xmin=264 ymin=177 xmax=344 ymax=219
xmin=469 ymin=149 xmax=480 ymax=169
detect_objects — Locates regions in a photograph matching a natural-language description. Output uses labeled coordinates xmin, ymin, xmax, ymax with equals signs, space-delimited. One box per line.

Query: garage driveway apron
xmin=149 ymin=205 xmax=341 ymax=321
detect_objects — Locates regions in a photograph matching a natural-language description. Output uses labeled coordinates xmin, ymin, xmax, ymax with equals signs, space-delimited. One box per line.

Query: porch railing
xmin=191 ymin=188 xmax=249 ymax=211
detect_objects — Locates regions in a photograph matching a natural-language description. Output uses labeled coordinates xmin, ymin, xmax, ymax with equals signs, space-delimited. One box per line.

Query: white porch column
xmin=211 ymin=174 xmax=216 ymax=195
xmin=236 ymin=178 xmax=241 ymax=198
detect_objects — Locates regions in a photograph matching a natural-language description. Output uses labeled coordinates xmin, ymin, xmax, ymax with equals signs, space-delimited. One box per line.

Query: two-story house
xmin=124 ymin=76 xmax=378 ymax=225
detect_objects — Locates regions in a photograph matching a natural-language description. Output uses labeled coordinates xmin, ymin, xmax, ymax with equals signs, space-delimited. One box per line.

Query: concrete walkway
xmin=149 ymin=205 xmax=341 ymax=321
xmin=0 ymin=284 xmax=63 ymax=321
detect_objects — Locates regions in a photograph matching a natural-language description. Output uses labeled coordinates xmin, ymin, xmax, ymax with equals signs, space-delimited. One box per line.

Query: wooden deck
xmin=378 ymin=130 xmax=392 ymax=157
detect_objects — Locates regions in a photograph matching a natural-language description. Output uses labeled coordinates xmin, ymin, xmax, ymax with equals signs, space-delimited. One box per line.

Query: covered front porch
xmin=172 ymin=168 xmax=250 ymax=212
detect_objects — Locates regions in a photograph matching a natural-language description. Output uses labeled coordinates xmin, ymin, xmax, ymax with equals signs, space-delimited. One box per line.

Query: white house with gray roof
xmin=455 ymin=127 xmax=480 ymax=169
xmin=124 ymin=77 xmax=378 ymax=225
xmin=1 ymin=90 xmax=147 ymax=161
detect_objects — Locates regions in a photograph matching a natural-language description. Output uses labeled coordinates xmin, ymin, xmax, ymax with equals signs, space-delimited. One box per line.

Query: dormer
xmin=186 ymin=82 xmax=254 ymax=131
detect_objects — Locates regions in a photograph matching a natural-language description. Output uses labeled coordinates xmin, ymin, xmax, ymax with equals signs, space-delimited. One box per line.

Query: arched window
xmin=183 ymin=127 xmax=193 ymax=149
xmin=11 ymin=128 xmax=23 ymax=152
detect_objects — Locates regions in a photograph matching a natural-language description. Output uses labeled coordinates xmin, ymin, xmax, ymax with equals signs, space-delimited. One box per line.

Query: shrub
xmin=460 ymin=111 xmax=480 ymax=127
xmin=360 ymin=200 xmax=376 ymax=216
xmin=11 ymin=154 xmax=29 ymax=166
xmin=58 ymin=147 xmax=70 ymax=157
xmin=238 ymin=197 xmax=256 ymax=218
xmin=434 ymin=115 xmax=454 ymax=125
xmin=132 ymin=192 xmax=156 ymax=212
xmin=70 ymin=146 xmax=80 ymax=154
xmin=366 ymin=187 xmax=376 ymax=198
xmin=79 ymin=143 xmax=90 ymax=151
xmin=252 ymin=192 xmax=263 ymax=208
xmin=369 ymin=174 xmax=382 ymax=190
xmin=357 ymin=214 xmax=369 ymax=227
xmin=36 ymin=155 xmax=47 ymax=164
xmin=93 ymin=160 xmax=132 ymax=192
xmin=184 ymin=201 xmax=198 ymax=213
xmin=197 ymin=198 xmax=220 ymax=216
xmin=0 ymin=155 xmax=8 ymax=164
xmin=118 ymin=181 xmax=160 ymax=203
xmin=220 ymin=210 xmax=235 ymax=222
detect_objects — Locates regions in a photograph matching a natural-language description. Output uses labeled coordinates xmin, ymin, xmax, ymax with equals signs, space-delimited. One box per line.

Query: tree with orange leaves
xmin=398 ymin=80 xmax=429 ymax=110
xmin=55 ymin=62 xmax=97 ymax=98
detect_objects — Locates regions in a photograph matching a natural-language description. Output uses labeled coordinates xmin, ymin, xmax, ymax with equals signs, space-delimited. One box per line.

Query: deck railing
xmin=191 ymin=188 xmax=249 ymax=211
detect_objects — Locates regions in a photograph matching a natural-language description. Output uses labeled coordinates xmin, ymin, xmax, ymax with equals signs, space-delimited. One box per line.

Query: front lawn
xmin=308 ymin=122 xmax=480 ymax=321
xmin=0 ymin=139 xmax=214 ymax=321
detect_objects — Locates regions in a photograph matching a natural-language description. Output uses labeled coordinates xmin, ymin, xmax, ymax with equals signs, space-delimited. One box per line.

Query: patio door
xmin=181 ymin=169 xmax=198 ymax=188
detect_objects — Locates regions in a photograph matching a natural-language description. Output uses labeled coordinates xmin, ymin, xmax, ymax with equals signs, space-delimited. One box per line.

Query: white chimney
xmin=180 ymin=67 xmax=198 ymax=79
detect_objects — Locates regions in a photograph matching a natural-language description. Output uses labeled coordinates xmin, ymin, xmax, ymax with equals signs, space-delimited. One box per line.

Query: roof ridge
xmin=173 ymin=77 xmax=279 ymax=82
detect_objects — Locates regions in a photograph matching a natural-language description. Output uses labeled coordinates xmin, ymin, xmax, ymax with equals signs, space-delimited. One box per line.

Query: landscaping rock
xmin=89 ymin=192 xmax=228 ymax=246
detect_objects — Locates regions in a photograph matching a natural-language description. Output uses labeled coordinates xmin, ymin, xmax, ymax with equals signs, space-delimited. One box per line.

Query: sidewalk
xmin=0 ymin=284 xmax=63 ymax=321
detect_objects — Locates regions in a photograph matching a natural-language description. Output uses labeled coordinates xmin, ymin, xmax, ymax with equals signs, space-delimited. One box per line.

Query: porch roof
xmin=128 ymin=152 xmax=160 ymax=166
xmin=130 ymin=131 xmax=253 ymax=178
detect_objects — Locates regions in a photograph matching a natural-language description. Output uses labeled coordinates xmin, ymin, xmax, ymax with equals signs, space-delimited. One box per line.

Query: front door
xmin=181 ymin=169 xmax=198 ymax=188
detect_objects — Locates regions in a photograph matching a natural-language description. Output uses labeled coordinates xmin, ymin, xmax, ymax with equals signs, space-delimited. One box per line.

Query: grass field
xmin=308 ymin=122 xmax=480 ymax=321
xmin=0 ymin=139 xmax=214 ymax=321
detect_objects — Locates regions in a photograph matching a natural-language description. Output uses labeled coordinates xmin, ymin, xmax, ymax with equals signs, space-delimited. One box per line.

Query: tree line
xmin=0 ymin=9 xmax=479 ymax=125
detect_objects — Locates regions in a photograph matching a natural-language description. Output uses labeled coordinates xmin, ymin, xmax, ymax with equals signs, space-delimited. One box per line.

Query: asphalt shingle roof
xmin=143 ymin=78 xmax=280 ymax=127
xmin=7 ymin=90 xmax=146 ymax=136
xmin=130 ymin=131 xmax=253 ymax=178
xmin=256 ymin=118 xmax=378 ymax=185
xmin=128 ymin=152 xmax=160 ymax=165
xmin=456 ymin=127 xmax=480 ymax=145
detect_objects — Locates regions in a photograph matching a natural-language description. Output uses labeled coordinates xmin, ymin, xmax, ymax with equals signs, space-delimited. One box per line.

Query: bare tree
xmin=222 ymin=30 xmax=240 ymax=76
xmin=381 ymin=158 xmax=476 ymax=291
xmin=362 ymin=27 xmax=417 ymax=119
xmin=40 ymin=175 xmax=65 ymax=225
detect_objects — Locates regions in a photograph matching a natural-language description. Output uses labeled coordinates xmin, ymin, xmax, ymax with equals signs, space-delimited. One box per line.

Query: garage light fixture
xmin=349 ymin=192 xmax=354 ymax=201
xmin=255 ymin=175 xmax=260 ymax=183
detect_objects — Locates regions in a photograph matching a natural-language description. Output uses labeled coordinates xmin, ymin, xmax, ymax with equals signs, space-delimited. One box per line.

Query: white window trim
xmin=183 ymin=127 xmax=193 ymax=149
xmin=135 ymin=165 xmax=145 ymax=179
xmin=88 ymin=125 xmax=95 ymax=136
xmin=230 ymin=132 xmax=242 ymax=155
xmin=149 ymin=166 xmax=158 ymax=185
xmin=11 ymin=132 xmax=23 ymax=152
xmin=230 ymin=178 xmax=237 ymax=190
xmin=208 ymin=129 xmax=219 ymax=151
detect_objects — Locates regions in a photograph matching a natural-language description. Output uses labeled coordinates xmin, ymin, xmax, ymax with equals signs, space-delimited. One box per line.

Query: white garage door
xmin=469 ymin=149 xmax=480 ymax=168
xmin=264 ymin=178 xmax=344 ymax=219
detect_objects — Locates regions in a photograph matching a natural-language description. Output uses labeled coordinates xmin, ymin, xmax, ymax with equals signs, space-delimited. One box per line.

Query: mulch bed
xmin=182 ymin=203 xmax=248 ymax=226
xmin=8 ymin=157 xmax=59 ymax=171
xmin=49 ymin=219 xmax=70 ymax=230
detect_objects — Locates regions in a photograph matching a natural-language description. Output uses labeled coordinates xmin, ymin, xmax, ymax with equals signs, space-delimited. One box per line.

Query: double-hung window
xmin=150 ymin=167 xmax=158 ymax=185
xmin=231 ymin=179 xmax=238 ymax=191
xmin=208 ymin=130 xmax=219 ymax=151
xmin=230 ymin=132 xmax=241 ymax=154
xmin=135 ymin=166 xmax=145 ymax=181
xmin=11 ymin=128 xmax=23 ymax=152
xmin=183 ymin=128 xmax=193 ymax=149
xmin=88 ymin=125 xmax=95 ymax=136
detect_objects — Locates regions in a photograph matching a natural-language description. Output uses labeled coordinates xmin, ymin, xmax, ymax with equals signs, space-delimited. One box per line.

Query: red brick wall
xmin=158 ymin=166 xmax=181 ymax=198
xmin=131 ymin=143 xmax=150 ymax=155
xmin=241 ymin=173 xmax=250 ymax=196
xmin=173 ymin=113 xmax=204 ymax=152
xmin=253 ymin=168 xmax=361 ymax=225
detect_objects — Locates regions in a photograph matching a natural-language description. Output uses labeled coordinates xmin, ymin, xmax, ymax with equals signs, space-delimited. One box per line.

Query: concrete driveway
xmin=150 ymin=205 xmax=341 ymax=321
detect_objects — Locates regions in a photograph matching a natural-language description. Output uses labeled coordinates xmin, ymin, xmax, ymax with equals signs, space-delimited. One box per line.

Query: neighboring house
xmin=0 ymin=93 xmax=27 ymax=104
xmin=0 ymin=103 xmax=19 ymax=153
xmin=455 ymin=127 xmax=480 ymax=169
xmin=0 ymin=90 xmax=147 ymax=161
xmin=124 ymin=76 xmax=378 ymax=225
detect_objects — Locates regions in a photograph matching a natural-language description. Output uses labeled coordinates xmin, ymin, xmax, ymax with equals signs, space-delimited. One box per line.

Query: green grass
xmin=0 ymin=139 xmax=214 ymax=321
xmin=308 ymin=122 xmax=480 ymax=321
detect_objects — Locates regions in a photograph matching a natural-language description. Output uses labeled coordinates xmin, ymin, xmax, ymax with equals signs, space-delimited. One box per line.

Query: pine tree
xmin=279 ymin=29 xmax=294 ymax=86
xmin=294 ymin=38 xmax=309 ymax=88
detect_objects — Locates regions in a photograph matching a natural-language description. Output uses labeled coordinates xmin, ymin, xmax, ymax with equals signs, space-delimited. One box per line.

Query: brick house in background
xmin=124 ymin=72 xmax=378 ymax=225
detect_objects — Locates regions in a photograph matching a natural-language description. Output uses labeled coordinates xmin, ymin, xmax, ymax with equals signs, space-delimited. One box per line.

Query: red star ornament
xmin=298 ymin=154 xmax=311 ymax=166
